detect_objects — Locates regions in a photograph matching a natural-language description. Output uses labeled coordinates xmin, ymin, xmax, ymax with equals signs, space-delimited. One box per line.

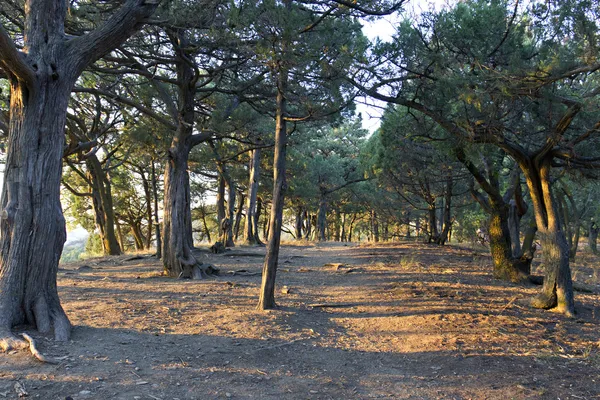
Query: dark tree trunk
xmin=294 ymin=206 xmax=304 ymax=240
xmin=243 ymin=149 xmax=261 ymax=245
xmin=372 ymin=210 xmax=380 ymax=242
xmin=216 ymin=175 xmax=226 ymax=241
xmin=589 ymin=221 xmax=599 ymax=254
xmin=139 ymin=167 xmax=154 ymax=250
xmin=488 ymin=207 xmax=530 ymax=282
xmin=0 ymin=0 xmax=158 ymax=347
xmin=258 ymin=65 xmax=289 ymax=310
xmin=317 ymin=196 xmax=327 ymax=241
xmin=86 ymin=155 xmax=121 ymax=255
xmin=0 ymin=67 xmax=73 ymax=347
xmin=151 ymin=160 xmax=162 ymax=259
xmin=427 ymin=203 xmax=438 ymax=243
xmin=436 ymin=175 xmax=453 ymax=245
xmin=161 ymin=29 xmax=208 ymax=279
xmin=234 ymin=192 xmax=245 ymax=241
xmin=255 ymin=196 xmax=264 ymax=245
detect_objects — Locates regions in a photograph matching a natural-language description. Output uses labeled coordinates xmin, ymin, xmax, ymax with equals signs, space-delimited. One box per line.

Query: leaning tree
xmin=0 ymin=0 xmax=159 ymax=349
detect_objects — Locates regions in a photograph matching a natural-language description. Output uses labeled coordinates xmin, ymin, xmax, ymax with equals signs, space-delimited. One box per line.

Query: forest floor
xmin=0 ymin=241 xmax=599 ymax=400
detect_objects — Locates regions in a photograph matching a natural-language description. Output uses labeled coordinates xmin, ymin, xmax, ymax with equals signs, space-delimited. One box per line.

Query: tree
xmin=0 ymin=0 xmax=159 ymax=348
xmin=353 ymin=0 xmax=600 ymax=315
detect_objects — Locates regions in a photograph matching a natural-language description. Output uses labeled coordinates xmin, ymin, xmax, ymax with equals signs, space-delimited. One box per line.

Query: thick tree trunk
xmin=258 ymin=66 xmax=289 ymax=310
xmin=161 ymin=29 xmax=206 ymax=279
xmin=522 ymin=160 xmax=574 ymax=316
xmin=0 ymin=73 xmax=72 ymax=347
xmin=243 ymin=149 xmax=261 ymax=245
xmin=162 ymin=145 xmax=198 ymax=278
xmin=488 ymin=208 xmax=530 ymax=283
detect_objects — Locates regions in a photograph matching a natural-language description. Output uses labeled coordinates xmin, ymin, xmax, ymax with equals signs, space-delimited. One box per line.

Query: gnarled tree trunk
xmin=0 ymin=0 xmax=158 ymax=349
xmin=522 ymin=159 xmax=574 ymax=316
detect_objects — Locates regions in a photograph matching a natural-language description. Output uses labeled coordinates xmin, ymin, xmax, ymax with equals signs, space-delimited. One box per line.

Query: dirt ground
xmin=0 ymin=241 xmax=599 ymax=400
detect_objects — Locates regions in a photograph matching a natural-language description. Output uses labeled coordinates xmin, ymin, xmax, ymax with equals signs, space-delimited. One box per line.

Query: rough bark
xmin=258 ymin=65 xmax=289 ymax=310
xmin=521 ymin=159 xmax=574 ymax=316
xmin=0 ymin=0 xmax=158 ymax=348
xmin=161 ymin=29 xmax=210 ymax=279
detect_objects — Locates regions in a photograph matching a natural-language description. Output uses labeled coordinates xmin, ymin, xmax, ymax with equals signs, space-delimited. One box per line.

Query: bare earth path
xmin=0 ymin=242 xmax=599 ymax=399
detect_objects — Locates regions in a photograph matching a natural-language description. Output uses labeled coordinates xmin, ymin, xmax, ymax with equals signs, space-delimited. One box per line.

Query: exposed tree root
xmin=0 ymin=332 xmax=59 ymax=364
xmin=21 ymin=333 xmax=59 ymax=364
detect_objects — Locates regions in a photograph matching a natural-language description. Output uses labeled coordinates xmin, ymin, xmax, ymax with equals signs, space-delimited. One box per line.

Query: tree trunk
xmin=234 ymin=191 xmax=245 ymax=241
xmin=294 ymin=206 xmax=304 ymax=240
xmin=317 ymin=196 xmax=327 ymax=241
xmin=507 ymin=199 xmax=521 ymax=257
xmin=151 ymin=160 xmax=162 ymax=258
xmin=0 ymin=69 xmax=73 ymax=347
xmin=139 ymin=167 xmax=154 ymax=250
xmin=303 ymin=211 xmax=312 ymax=240
xmin=427 ymin=203 xmax=438 ymax=243
xmin=86 ymin=155 xmax=121 ymax=255
xmin=216 ymin=175 xmax=226 ymax=241
xmin=130 ymin=222 xmax=145 ymax=251
xmin=522 ymin=159 xmax=574 ymax=316
xmin=161 ymin=29 xmax=206 ymax=279
xmin=488 ymin=207 xmax=530 ymax=283
xmin=254 ymin=196 xmax=264 ymax=245
xmin=243 ymin=149 xmax=261 ymax=245
xmin=258 ymin=64 xmax=289 ymax=310
xmin=589 ymin=221 xmax=599 ymax=254
xmin=436 ymin=175 xmax=453 ymax=245
xmin=224 ymin=178 xmax=236 ymax=247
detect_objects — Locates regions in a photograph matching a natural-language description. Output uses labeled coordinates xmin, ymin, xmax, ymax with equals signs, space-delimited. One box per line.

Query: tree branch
xmin=67 ymin=0 xmax=160 ymax=74
xmin=0 ymin=23 xmax=35 ymax=85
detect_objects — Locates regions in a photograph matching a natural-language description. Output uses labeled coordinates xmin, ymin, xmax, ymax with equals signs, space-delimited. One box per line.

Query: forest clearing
xmin=1 ymin=241 xmax=598 ymax=400
xmin=2 ymin=1 xmax=600 ymax=399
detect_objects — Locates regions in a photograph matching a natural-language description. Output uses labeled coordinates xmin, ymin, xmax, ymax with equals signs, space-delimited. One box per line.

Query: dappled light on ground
xmin=0 ymin=242 xmax=598 ymax=399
